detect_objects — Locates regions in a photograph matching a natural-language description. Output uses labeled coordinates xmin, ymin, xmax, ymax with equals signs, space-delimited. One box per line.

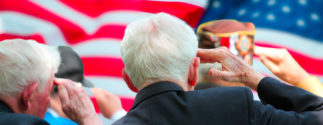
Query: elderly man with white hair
xmin=113 ymin=13 xmax=323 ymax=125
xmin=0 ymin=39 xmax=102 ymax=125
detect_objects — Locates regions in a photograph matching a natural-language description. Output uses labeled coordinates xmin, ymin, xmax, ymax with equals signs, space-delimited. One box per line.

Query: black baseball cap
xmin=55 ymin=46 xmax=94 ymax=88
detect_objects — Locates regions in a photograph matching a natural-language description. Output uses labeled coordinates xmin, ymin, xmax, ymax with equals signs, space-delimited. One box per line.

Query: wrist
xmin=245 ymin=71 xmax=264 ymax=91
xmin=292 ymin=71 xmax=310 ymax=85
xmin=294 ymin=76 xmax=323 ymax=97
xmin=78 ymin=113 xmax=102 ymax=125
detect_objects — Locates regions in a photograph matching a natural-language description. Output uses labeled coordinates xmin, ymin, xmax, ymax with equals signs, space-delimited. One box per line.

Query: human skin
xmin=254 ymin=46 xmax=309 ymax=85
xmin=197 ymin=47 xmax=264 ymax=90
xmin=55 ymin=79 xmax=103 ymax=125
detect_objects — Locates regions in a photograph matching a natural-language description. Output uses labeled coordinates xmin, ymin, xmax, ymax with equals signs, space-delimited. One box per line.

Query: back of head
xmin=121 ymin=13 xmax=198 ymax=89
xmin=0 ymin=39 xmax=60 ymax=96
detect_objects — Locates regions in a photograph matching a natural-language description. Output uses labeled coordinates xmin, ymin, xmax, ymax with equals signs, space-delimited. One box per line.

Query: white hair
xmin=0 ymin=39 xmax=60 ymax=96
xmin=121 ymin=13 xmax=198 ymax=88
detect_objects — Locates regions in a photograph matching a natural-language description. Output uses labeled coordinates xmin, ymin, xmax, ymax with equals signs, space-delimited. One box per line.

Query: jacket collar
xmin=131 ymin=81 xmax=184 ymax=110
xmin=0 ymin=100 xmax=13 ymax=113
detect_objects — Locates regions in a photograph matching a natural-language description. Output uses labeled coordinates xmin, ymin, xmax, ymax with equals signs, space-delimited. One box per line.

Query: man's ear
xmin=21 ymin=83 xmax=38 ymax=110
xmin=187 ymin=57 xmax=200 ymax=90
xmin=122 ymin=69 xmax=138 ymax=93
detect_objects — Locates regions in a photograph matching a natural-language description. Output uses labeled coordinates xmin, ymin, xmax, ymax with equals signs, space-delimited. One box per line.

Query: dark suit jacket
xmin=0 ymin=101 xmax=49 ymax=125
xmin=113 ymin=77 xmax=323 ymax=125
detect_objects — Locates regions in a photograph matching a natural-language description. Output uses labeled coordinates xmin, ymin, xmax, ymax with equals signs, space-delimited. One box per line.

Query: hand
xmin=91 ymin=88 xmax=123 ymax=119
xmin=55 ymin=78 xmax=103 ymax=125
xmin=254 ymin=46 xmax=310 ymax=85
xmin=197 ymin=47 xmax=264 ymax=90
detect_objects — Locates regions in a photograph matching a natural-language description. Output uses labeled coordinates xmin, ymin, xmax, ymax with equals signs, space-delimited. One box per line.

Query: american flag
xmin=1 ymin=0 xmax=322 ymax=115
xmin=200 ymin=0 xmax=323 ymax=82
xmin=0 ymin=0 xmax=208 ymax=112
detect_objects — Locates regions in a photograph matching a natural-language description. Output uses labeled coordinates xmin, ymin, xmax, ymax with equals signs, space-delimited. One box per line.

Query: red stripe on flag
xmin=140 ymin=1 xmax=205 ymax=28
xmin=82 ymin=25 xmax=126 ymax=42
xmin=0 ymin=1 xmax=125 ymax=45
xmin=60 ymin=0 xmax=205 ymax=27
xmin=255 ymin=42 xmax=323 ymax=76
xmin=1 ymin=0 xmax=204 ymax=45
xmin=0 ymin=0 xmax=87 ymax=45
xmin=0 ymin=24 xmax=126 ymax=45
xmin=0 ymin=33 xmax=46 ymax=44
xmin=120 ymin=96 xmax=134 ymax=111
xmin=81 ymin=57 xmax=124 ymax=78
xmin=61 ymin=24 xmax=126 ymax=45
xmin=59 ymin=0 xmax=143 ymax=17
xmin=90 ymin=97 xmax=101 ymax=114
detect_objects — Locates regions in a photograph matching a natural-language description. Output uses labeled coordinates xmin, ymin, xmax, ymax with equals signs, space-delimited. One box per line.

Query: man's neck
xmin=0 ymin=95 xmax=23 ymax=114
xmin=140 ymin=79 xmax=191 ymax=91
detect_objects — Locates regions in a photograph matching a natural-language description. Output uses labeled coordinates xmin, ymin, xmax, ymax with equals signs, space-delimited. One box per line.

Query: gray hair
xmin=0 ymin=39 xmax=60 ymax=96
xmin=121 ymin=13 xmax=198 ymax=88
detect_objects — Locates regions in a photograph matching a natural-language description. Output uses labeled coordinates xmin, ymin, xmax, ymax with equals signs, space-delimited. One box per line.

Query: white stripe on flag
xmin=148 ymin=0 xmax=209 ymax=8
xmin=32 ymin=0 xmax=152 ymax=34
xmin=86 ymin=76 xmax=136 ymax=97
xmin=72 ymin=38 xmax=122 ymax=57
xmin=256 ymin=28 xmax=323 ymax=58
xmin=0 ymin=11 xmax=68 ymax=45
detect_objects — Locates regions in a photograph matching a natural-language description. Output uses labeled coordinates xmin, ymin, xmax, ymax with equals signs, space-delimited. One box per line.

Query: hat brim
xmin=82 ymin=78 xmax=95 ymax=88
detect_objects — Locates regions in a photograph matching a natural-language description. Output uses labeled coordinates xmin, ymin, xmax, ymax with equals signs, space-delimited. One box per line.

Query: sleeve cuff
xmin=110 ymin=109 xmax=127 ymax=121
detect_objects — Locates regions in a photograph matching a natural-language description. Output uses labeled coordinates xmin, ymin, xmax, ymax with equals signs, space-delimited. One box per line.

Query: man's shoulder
xmin=112 ymin=113 xmax=150 ymax=125
xmin=113 ymin=87 xmax=255 ymax=125
xmin=191 ymin=86 xmax=252 ymax=99
xmin=0 ymin=112 xmax=49 ymax=125
xmin=188 ymin=86 xmax=255 ymax=110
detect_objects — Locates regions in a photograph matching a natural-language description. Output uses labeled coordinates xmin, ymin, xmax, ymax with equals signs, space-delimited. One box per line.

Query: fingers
xmin=54 ymin=78 xmax=101 ymax=124
xmin=197 ymin=47 xmax=227 ymax=63
xmin=55 ymin=78 xmax=86 ymax=105
xmin=197 ymin=49 xmax=214 ymax=63
xmin=54 ymin=78 xmax=66 ymax=85
xmin=259 ymin=56 xmax=280 ymax=74
xmin=209 ymin=68 xmax=237 ymax=82
xmin=254 ymin=46 xmax=285 ymax=62
xmin=209 ymin=67 xmax=263 ymax=90
xmin=58 ymin=85 xmax=69 ymax=107
xmin=253 ymin=46 xmax=267 ymax=55
xmin=198 ymin=47 xmax=246 ymax=72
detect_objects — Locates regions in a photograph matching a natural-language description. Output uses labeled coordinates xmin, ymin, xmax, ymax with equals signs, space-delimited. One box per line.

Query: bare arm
xmin=90 ymin=88 xmax=125 ymax=119
xmin=254 ymin=46 xmax=323 ymax=97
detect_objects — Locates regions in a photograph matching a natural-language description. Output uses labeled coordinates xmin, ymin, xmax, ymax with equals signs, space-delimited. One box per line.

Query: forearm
xmin=252 ymin=101 xmax=323 ymax=125
xmin=257 ymin=77 xmax=323 ymax=112
xmin=295 ymin=76 xmax=323 ymax=97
